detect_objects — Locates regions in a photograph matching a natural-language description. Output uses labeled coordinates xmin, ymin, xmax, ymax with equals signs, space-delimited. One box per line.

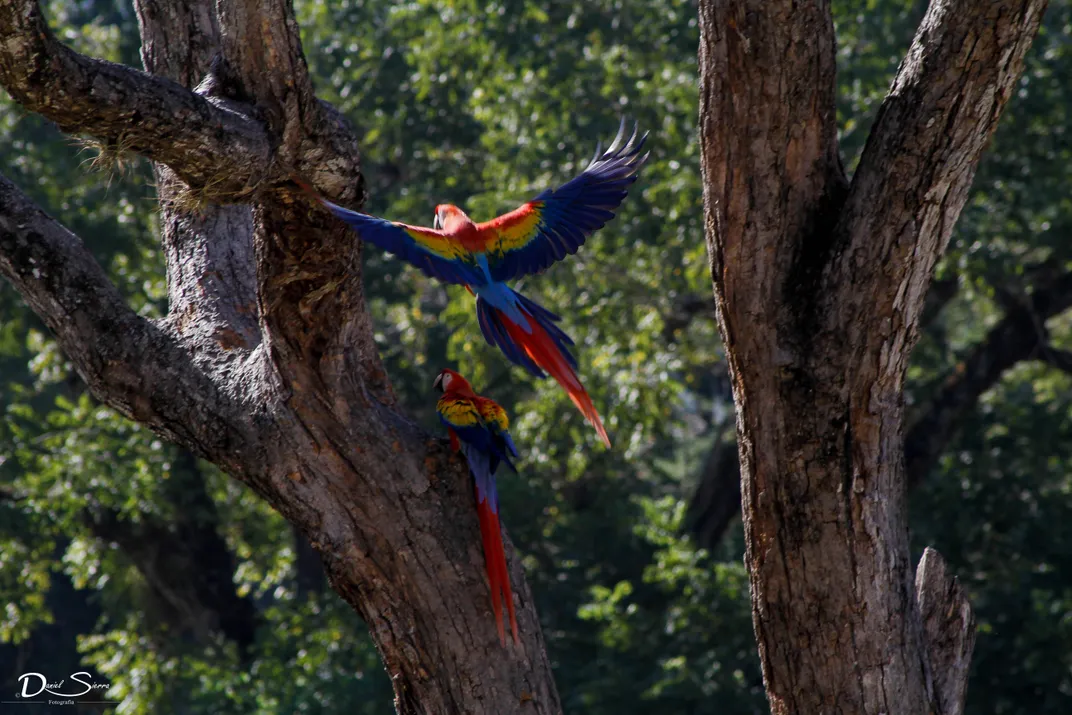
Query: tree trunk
xmin=688 ymin=262 xmax=1072 ymax=549
xmin=697 ymin=0 xmax=1045 ymax=713
xmin=0 ymin=2 xmax=561 ymax=713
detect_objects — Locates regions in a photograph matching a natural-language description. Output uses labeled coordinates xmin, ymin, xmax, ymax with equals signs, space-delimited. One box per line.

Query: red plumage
xmin=498 ymin=313 xmax=611 ymax=448
xmin=477 ymin=496 xmax=519 ymax=645
xmin=435 ymin=369 xmax=522 ymax=645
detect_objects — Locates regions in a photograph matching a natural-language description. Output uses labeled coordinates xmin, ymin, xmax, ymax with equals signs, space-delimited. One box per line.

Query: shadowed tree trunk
xmin=0 ymin=2 xmax=560 ymax=714
xmin=697 ymin=0 xmax=1045 ymax=713
xmin=84 ymin=450 xmax=260 ymax=655
xmin=687 ymin=262 xmax=1072 ymax=548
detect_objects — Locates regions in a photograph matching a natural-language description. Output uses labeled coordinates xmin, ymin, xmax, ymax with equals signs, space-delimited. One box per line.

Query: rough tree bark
xmin=0 ymin=2 xmax=560 ymax=714
xmin=688 ymin=262 xmax=1072 ymax=547
xmin=698 ymin=0 xmax=1046 ymax=714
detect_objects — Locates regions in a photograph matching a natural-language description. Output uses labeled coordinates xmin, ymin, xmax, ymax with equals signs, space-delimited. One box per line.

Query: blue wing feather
xmin=462 ymin=444 xmax=498 ymax=513
xmin=483 ymin=120 xmax=649 ymax=282
xmin=439 ymin=401 xmax=517 ymax=486
xmin=474 ymin=288 xmax=578 ymax=379
xmin=319 ymin=199 xmax=485 ymax=286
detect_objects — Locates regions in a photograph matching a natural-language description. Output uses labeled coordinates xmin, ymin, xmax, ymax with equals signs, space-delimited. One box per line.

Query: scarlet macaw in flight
xmin=298 ymin=121 xmax=647 ymax=448
xmin=434 ymin=368 xmax=520 ymax=645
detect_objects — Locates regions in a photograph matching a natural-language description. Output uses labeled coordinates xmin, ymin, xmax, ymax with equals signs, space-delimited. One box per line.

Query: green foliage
xmin=2 ymin=0 xmax=1072 ymax=713
xmin=579 ymin=497 xmax=760 ymax=711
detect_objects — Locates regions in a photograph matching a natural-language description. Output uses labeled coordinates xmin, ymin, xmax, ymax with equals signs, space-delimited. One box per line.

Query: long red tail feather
xmin=501 ymin=317 xmax=612 ymax=447
xmin=476 ymin=498 xmax=519 ymax=645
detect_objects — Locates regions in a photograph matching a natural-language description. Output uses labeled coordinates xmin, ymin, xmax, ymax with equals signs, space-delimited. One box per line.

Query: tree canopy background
xmin=1 ymin=0 xmax=1070 ymax=713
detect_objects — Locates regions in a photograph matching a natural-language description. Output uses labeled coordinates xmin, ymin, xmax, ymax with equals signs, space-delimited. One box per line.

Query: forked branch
xmin=830 ymin=0 xmax=1049 ymax=340
xmin=0 ymin=174 xmax=258 ymax=469
xmin=0 ymin=0 xmax=271 ymax=200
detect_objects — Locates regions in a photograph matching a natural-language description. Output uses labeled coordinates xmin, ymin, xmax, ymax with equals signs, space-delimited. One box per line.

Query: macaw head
xmin=433 ymin=204 xmax=473 ymax=233
xmin=433 ymin=368 xmax=474 ymax=396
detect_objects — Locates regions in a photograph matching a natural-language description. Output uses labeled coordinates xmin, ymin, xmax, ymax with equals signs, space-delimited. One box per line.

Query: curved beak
xmin=432 ymin=373 xmax=444 ymax=392
xmin=433 ymin=212 xmax=442 ymax=231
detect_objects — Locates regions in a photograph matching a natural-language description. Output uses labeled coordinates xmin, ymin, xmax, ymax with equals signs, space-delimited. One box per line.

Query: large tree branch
xmin=699 ymin=0 xmax=846 ymax=361
xmin=133 ymin=0 xmax=261 ymax=353
xmin=217 ymin=0 xmax=314 ymax=143
xmin=817 ymin=9 xmax=1044 ymax=708
xmin=829 ymin=0 xmax=1047 ymax=349
xmin=205 ymin=0 xmax=377 ymax=401
xmin=699 ymin=0 xmax=1044 ymax=712
xmin=915 ymin=548 xmax=976 ymax=715
xmin=0 ymin=174 xmax=260 ymax=469
xmin=689 ymin=269 xmax=1072 ymax=549
xmin=0 ymin=0 xmax=369 ymax=370
xmin=668 ymin=272 xmax=959 ymax=342
xmin=215 ymin=0 xmax=366 ymax=202
xmin=0 ymin=0 xmax=364 ymax=203
xmin=0 ymin=0 xmax=270 ymax=200
xmin=0 ymin=3 xmax=563 ymax=712
xmin=135 ymin=0 xmax=221 ymax=88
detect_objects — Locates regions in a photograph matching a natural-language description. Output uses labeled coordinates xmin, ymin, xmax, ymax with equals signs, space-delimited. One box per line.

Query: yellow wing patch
xmin=402 ymin=225 xmax=471 ymax=263
xmin=481 ymin=203 xmax=545 ymax=255
xmin=437 ymin=395 xmax=481 ymax=427
xmin=477 ymin=399 xmax=510 ymax=431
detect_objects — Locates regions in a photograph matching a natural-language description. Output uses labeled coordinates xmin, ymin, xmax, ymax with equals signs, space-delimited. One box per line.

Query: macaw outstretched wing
xmin=478 ymin=119 xmax=648 ymax=283
xmin=316 ymin=198 xmax=485 ymax=286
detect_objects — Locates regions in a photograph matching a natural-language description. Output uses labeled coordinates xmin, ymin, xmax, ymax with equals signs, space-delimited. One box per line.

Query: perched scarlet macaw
xmin=299 ymin=121 xmax=647 ymax=448
xmin=434 ymin=368 xmax=520 ymax=645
